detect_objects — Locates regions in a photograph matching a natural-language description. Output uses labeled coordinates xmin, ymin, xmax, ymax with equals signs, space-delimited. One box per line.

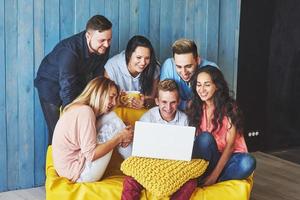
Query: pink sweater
xmin=52 ymin=105 xmax=97 ymax=182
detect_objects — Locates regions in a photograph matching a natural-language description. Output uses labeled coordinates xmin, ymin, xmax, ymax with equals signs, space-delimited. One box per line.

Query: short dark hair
xmin=86 ymin=15 xmax=112 ymax=32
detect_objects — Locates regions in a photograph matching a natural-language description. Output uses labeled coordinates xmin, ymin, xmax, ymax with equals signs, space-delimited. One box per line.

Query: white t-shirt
xmin=104 ymin=51 xmax=160 ymax=92
xmin=96 ymin=111 xmax=132 ymax=159
xmin=139 ymin=106 xmax=189 ymax=126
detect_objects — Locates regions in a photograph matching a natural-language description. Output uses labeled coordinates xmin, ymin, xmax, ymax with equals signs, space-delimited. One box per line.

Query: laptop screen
xmin=132 ymin=121 xmax=195 ymax=161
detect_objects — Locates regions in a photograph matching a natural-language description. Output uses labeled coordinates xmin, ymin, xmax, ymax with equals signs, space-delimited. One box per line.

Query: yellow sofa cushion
xmin=46 ymin=146 xmax=253 ymax=200
xmin=121 ymin=156 xmax=208 ymax=198
xmin=46 ymin=107 xmax=254 ymax=200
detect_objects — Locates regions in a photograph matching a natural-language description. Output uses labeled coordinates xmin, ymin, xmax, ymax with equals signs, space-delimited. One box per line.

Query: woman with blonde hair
xmin=52 ymin=77 xmax=133 ymax=182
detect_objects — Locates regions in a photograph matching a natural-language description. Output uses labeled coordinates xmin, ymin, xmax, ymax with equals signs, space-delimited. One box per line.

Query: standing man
xmin=160 ymin=39 xmax=218 ymax=110
xmin=35 ymin=15 xmax=112 ymax=145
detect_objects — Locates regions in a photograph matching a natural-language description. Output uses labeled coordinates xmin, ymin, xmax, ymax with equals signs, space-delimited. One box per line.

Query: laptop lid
xmin=132 ymin=121 xmax=195 ymax=161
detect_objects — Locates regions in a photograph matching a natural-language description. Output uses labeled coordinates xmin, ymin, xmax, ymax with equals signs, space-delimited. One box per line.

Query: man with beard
xmin=35 ymin=15 xmax=112 ymax=145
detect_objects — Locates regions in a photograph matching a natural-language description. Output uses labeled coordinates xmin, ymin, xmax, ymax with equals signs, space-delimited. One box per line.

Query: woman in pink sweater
xmin=52 ymin=77 xmax=133 ymax=182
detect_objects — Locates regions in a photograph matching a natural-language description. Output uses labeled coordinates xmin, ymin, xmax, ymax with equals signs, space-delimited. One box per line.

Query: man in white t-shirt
xmin=139 ymin=80 xmax=188 ymax=125
xmin=121 ymin=79 xmax=197 ymax=200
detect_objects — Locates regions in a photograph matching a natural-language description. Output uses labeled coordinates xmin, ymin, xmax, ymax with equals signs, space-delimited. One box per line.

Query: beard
xmin=89 ymin=40 xmax=106 ymax=55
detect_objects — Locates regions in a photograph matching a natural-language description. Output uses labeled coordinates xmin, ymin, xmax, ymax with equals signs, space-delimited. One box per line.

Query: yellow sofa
xmin=45 ymin=107 xmax=254 ymax=200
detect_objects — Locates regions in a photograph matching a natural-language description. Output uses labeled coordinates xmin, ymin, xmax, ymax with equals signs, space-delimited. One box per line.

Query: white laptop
xmin=131 ymin=121 xmax=196 ymax=161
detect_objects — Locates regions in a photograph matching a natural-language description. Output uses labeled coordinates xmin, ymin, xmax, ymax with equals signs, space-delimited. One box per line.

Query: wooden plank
xmin=118 ymin=0 xmax=130 ymax=51
xmin=149 ymin=0 xmax=160 ymax=60
xmin=185 ymin=0 xmax=195 ymax=39
xmin=105 ymin=0 xmax=119 ymax=56
xmin=159 ymin=0 xmax=173 ymax=61
xmin=218 ymin=0 xmax=241 ymax=92
xmin=171 ymin=0 xmax=185 ymax=42
xmin=60 ymin=0 xmax=75 ymax=39
xmin=251 ymin=152 xmax=300 ymax=200
xmin=0 ymin=0 xmax=8 ymax=192
xmin=138 ymin=0 xmax=149 ymax=36
xmin=129 ymin=0 xmax=139 ymax=37
xmin=17 ymin=0 xmax=35 ymax=188
xmin=5 ymin=0 xmax=19 ymax=190
xmin=75 ymin=0 xmax=89 ymax=33
xmin=44 ymin=0 xmax=60 ymax=54
xmin=207 ymin=0 xmax=219 ymax=63
xmin=194 ymin=0 xmax=208 ymax=58
xmin=33 ymin=0 xmax=46 ymax=186
xmin=90 ymin=0 xmax=105 ymax=16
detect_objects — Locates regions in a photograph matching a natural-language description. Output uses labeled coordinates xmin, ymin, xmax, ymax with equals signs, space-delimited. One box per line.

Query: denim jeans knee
xmin=192 ymin=132 xmax=218 ymax=161
xmin=195 ymin=132 xmax=214 ymax=149
xmin=239 ymin=153 xmax=256 ymax=177
xmin=219 ymin=153 xmax=256 ymax=181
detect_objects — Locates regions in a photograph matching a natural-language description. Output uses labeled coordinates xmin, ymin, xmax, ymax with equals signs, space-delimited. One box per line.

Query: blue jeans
xmin=192 ymin=132 xmax=256 ymax=183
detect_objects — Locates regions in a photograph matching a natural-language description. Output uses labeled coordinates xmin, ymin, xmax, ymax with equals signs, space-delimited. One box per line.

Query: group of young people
xmin=35 ymin=15 xmax=256 ymax=199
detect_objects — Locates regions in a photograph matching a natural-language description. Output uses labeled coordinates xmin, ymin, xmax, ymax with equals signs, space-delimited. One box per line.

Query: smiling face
xmin=196 ymin=72 xmax=217 ymax=104
xmin=104 ymin=86 xmax=118 ymax=113
xmin=174 ymin=53 xmax=199 ymax=82
xmin=127 ymin=46 xmax=151 ymax=76
xmin=155 ymin=90 xmax=180 ymax=122
xmin=86 ymin=29 xmax=112 ymax=55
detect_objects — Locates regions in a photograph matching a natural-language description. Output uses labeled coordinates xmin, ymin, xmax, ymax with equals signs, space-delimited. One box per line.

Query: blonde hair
xmin=63 ymin=77 xmax=119 ymax=116
xmin=172 ymin=39 xmax=198 ymax=58
xmin=158 ymin=79 xmax=179 ymax=93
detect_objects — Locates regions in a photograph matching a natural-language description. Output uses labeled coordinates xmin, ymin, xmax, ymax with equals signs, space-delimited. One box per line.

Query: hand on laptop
xmin=118 ymin=125 xmax=133 ymax=145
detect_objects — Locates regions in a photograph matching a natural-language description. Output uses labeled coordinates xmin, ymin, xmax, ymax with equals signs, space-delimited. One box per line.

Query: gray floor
xmin=0 ymin=151 xmax=300 ymax=200
xmin=251 ymin=151 xmax=300 ymax=200
xmin=266 ymin=146 xmax=300 ymax=165
xmin=0 ymin=187 xmax=45 ymax=200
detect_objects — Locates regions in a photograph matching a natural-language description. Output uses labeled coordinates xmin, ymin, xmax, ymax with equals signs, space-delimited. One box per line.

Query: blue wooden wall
xmin=0 ymin=0 xmax=240 ymax=191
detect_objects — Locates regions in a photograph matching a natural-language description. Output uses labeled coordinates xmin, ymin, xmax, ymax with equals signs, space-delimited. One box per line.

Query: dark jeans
xmin=192 ymin=132 xmax=256 ymax=183
xmin=39 ymin=96 xmax=60 ymax=145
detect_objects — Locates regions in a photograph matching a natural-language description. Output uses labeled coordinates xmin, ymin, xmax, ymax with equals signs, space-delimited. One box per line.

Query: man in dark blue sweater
xmin=35 ymin=15 xmax=112 ymax=145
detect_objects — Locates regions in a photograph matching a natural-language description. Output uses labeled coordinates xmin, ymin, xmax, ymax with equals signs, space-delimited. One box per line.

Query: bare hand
xmin=120 ymin=142 xmax=131 ymax=148
xmin=202 ymin=174 xmax=218 ymax=187
xmin=131 ymin=95 xmax=145 ymax=109
xmin=118 ymin=125 xmax=133 ymax=144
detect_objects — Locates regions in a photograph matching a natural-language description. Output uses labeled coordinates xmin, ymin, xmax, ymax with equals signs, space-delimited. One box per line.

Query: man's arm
xmin=160 ymin=58 xmax=174 ymax=81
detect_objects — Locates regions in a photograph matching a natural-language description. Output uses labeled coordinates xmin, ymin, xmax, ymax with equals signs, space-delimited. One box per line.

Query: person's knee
xmin=123 ymin=176 xmax=143 ymax=191
xmin=239 ymin=154 xmax=256 ymax=176
xmin=195 ymin=132 xmax=214 ymax=148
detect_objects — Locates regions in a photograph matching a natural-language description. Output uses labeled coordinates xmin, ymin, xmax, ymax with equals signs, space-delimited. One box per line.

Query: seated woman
xmin=52 ymin=77 xmax=133 ymax=183
xmin=187 ymin=66 xmax=256 ymax=186
xmin=104 ymin=35 xmax=160 ymax=109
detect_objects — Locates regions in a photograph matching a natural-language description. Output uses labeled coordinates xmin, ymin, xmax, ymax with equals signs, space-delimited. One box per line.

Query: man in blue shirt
xmin=34 ymin=15 xmax=112 ymax=145
xmin=160 ymin=39 xmax=218 ymax=110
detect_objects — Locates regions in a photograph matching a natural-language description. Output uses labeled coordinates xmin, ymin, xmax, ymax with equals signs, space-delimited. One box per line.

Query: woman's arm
xmin=93 ymin=126 xmax=133 ymax=161
xmin=202 ymin=120 xmax=236 ymax=186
